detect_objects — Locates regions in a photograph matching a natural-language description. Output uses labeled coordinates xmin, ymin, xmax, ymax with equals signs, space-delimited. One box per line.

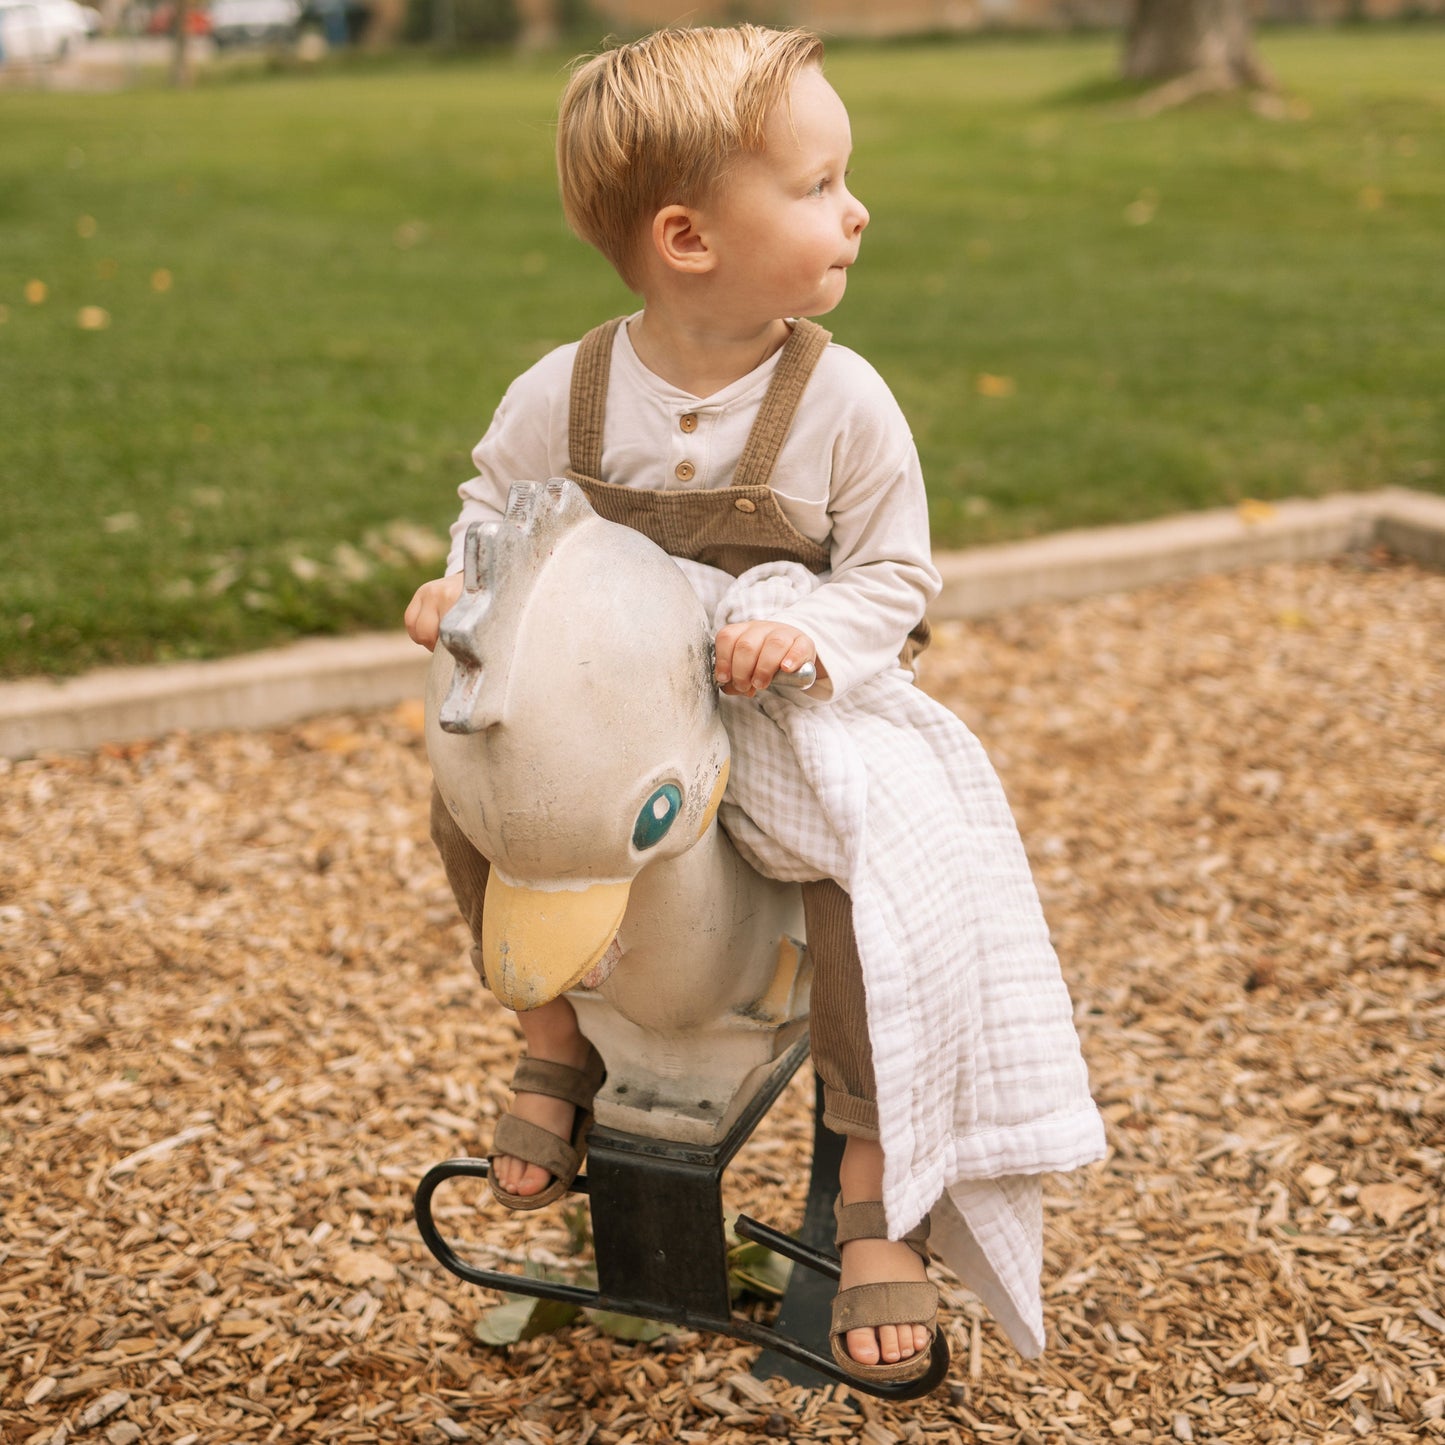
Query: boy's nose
xmin=848 ymin=193 xmax=869 ymax=236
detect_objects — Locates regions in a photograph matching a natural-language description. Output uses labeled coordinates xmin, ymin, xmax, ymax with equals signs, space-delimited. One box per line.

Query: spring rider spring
xmin=413 ymin=479 xmax=949 ymax=1397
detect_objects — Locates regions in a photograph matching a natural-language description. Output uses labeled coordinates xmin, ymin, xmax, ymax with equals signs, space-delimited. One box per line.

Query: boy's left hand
xmin=714 ymin=620 xmax=823 ymax=697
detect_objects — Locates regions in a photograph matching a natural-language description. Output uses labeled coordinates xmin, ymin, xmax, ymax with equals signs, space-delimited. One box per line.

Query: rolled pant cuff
xmin=822 ymin=1088 xmax=879 ymax=1140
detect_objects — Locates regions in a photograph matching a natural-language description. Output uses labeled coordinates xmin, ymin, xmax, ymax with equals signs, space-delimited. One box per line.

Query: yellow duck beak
xmin=480 ymin=873 xmax=631 ymax=1011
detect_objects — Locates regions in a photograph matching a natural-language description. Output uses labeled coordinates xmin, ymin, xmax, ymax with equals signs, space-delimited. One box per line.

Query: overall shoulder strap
xmin=731 ymin=319 xmax=832 ymax=490
xmin=567 ymin=316 xmax=626 ymax=481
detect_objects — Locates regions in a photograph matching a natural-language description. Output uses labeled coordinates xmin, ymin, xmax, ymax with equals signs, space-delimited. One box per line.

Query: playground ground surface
xmin=2 ymin=551 xmax=1442 ymax=1444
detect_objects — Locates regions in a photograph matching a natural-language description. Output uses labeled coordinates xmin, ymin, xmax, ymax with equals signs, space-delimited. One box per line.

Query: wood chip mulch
xmin=2 ymin=552 xmax=1441 ymax=1445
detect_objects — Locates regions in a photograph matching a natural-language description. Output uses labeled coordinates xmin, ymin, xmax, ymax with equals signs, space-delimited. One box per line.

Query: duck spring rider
xmin=413 ymin=480 xmax=949 ymax=1396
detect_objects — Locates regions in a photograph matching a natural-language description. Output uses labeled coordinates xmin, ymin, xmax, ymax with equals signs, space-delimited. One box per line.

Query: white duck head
xmin=425 ymin=480 xmax=732 ymax=1013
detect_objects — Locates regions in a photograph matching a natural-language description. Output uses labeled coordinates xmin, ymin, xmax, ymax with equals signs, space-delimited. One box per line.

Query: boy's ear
xmin=651 ymin=205 xmax=717 ymax=276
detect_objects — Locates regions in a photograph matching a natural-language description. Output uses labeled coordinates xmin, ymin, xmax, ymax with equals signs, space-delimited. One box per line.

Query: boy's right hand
xmin=404 ymin=574 xmax=464 ymax=651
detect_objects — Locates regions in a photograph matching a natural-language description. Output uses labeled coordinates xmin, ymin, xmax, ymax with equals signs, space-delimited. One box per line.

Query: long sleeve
xmin=443 ymin=328 xmax=942 ymax=705
xmin=771 ymin=429 xmax=939 ymax=703
xmin=446 ymin=344 xmax=579 ymax=576
xmin=761 ymin=346 xmax=941 ymax=702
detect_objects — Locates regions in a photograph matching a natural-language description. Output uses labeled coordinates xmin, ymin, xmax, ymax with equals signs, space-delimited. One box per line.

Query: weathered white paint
xmin=425 ymin=480 xmax=811 ymax=1143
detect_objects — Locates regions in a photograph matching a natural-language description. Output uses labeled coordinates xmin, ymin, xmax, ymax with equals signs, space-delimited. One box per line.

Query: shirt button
xmin=674 ymin=460 xmax=696 ymax=482
xmin=733 ymin=497 xmax=757 ymax=514
xmin=679 ymin=413 xmax=698 ymax=433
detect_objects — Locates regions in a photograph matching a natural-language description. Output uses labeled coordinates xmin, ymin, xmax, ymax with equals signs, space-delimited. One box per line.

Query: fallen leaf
xmin=25 ymin=279 xmax=48 ymax=305
xmin=152 ymin=268 xmax=174 ymax=293
xmin=77 ymin=214 xmax=97 ymax=239
xmin=473 ymin=1295 xmax=578 ymax=1345
xmin=383 ymin=518 xmax=448 ymax=565
xmin=332 ymin=542 xmax=374 ymax=583
xmin=203 ymin=563 xmax=240 ymax=596
xmin=1358 ymin=186 xmax=1384 ymax=212
xmin=78 ymin=305 xmax=111 ymax=331
xmin=320 ymin=733 xmax=368 ymax=756
xmin=392 ymin=698 xmax=427 ymax=735
xmin=583 ymin=1307 xmax=669 ymax=1342
xmin=1237 ymin=499 xmax=1276 ymax=525
xmin=727 ymin=1237 xmax=792 ymax=1300
xmin=976 ymin=373 xmax=1016 ymax=399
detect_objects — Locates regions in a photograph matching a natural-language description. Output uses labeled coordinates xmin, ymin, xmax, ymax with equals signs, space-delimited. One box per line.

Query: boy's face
xmin=702 ymin=66 xmax=869 ymax=323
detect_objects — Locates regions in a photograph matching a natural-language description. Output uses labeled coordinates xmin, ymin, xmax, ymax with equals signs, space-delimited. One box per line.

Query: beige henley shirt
xmin=449 ymin=317 xmax=942 ymax=702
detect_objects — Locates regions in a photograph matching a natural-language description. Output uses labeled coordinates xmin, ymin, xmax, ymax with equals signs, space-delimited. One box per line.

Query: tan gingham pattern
xmin=691 ymin=560 xmax=1107 ymax=1357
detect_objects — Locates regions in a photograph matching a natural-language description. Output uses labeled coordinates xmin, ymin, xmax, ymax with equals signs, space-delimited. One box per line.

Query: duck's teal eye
xmin=632 ymin=784 xmax=682 ymax=851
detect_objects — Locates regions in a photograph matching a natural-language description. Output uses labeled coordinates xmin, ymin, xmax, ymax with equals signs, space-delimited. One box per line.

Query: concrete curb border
xmin=4 ymin=487 xmax=1442 ymax=761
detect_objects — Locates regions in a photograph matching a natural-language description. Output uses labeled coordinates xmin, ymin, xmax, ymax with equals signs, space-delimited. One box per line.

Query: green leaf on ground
xmin=727 ymin=1238 xmax=793 ymax=1301
xmin=582 ymin=1309 xmax=671 ymax=1343
xmin=473 ymin=1295 xmax=580 ymax=1346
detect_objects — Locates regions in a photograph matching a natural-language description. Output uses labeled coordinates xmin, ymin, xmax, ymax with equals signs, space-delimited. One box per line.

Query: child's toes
xmin=845 ymin=1326 xmax=881 ymax=1365
xmin=912 ymin=1322 xmax=931 ymax=1355
xmin=514 ymin=1162 xmax=549 ymax=1196
xmin=877 ymin=1323 xmax=907 ymax=1362
xmin=493 ymin=1155 xmax=544 ymax=1195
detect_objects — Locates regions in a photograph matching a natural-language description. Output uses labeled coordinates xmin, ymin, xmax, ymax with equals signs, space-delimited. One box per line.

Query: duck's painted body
xmin=425 ymin=480 xmax=810 ymax=1142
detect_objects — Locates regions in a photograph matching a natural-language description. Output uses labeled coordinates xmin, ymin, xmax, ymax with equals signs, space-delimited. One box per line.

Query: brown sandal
xmin=488 ymin=1042 xmax=606 ymax=1211
xmin=829 ymin=1199 xmax=938 ymax=1385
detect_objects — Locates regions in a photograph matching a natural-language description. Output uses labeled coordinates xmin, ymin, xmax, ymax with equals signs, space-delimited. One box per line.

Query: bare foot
xmin=491 ymin=999 xmax=594 ymax=1199
xmin=838 ymin=1137 xmax=932 ymax=1368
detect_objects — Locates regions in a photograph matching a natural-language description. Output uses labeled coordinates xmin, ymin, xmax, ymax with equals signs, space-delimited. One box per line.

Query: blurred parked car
xmin=0 ymin=0 xmax=97 ymax=60
xmin=210 ymin=0 xmax=297 ymax=46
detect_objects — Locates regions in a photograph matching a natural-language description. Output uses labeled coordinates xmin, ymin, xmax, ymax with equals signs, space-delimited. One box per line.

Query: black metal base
xmin=413 ymin=1038 xmax=949 ymax=1400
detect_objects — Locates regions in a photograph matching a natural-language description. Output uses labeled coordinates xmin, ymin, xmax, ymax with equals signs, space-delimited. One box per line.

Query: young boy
xmin=407 ymin=25 xmax=1103 ymax=1384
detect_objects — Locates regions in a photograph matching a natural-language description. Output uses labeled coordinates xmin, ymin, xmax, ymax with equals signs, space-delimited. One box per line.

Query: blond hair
xmin=557 ymin=25 xmax=825 ymax=290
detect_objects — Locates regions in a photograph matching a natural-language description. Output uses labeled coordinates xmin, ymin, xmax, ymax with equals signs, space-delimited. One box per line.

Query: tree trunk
xmin=514 ymin=0 xmax=559 ymax=50
xmin=1123 ymin=0 xmax=1272 ymax=90
xmin=362 ymin=0 xmax=406 ymax=49
xmin=170 ymin=0 xmax=192 ymax=88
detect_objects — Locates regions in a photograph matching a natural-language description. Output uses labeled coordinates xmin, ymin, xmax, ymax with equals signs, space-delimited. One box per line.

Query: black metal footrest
xmin=414 ymin=1148 xmax=949 ymax=1398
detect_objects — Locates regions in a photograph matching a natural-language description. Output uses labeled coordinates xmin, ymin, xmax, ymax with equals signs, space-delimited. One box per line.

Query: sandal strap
xmin=834 ymin=1199 xmax=931 ymax=1260
xmin=511 ymin=1044 xmax=605 ymax=1110
xmin=830 ymin=1280 xmax=939 ymax=1338
xmin=491 ymin=1112 xmax=582 ymax=1182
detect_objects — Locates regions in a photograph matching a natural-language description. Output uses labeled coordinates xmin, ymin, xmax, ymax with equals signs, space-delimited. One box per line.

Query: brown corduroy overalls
xmin=430 ymin=316 xmax=930 ymax=1139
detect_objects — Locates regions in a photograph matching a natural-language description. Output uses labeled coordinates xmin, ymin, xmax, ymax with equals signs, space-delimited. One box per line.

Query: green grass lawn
xmin=1 ymin=28 xmax=1442 ymax=677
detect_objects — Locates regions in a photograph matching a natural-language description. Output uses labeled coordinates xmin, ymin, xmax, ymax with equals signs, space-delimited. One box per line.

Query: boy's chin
xmin=799 ymin=284 xmax=847 ymax=320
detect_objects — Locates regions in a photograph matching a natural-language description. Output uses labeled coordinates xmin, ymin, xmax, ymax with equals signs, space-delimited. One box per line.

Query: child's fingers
xmin=750 ymin=632 xmax=804 ymax=690
xmin=713 ymin=622 xmax=748 ymax=687
xmin=715 ymin=622 xmax=814 ymax=694
xmin=405 ymin=576 xmax=462 ymax=652
xmin=718 ymin=623 xmax=773 ymax=692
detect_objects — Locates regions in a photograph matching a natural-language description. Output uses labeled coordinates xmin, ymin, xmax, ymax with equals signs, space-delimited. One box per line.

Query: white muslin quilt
xmin=679 ymin=559 xmax=1107 ymax=1357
